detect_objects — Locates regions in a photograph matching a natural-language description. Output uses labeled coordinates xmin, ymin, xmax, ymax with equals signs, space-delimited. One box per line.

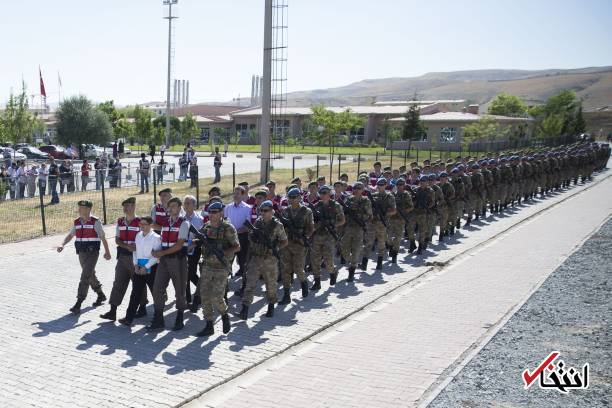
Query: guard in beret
xmin=57 ymin=200 xmax=112 ymax=314
xmin=100 ymin=196 xmax=148 ymax=322
xmin=481 ymin=159 xmax=494 ymax=217
xmin=239 ymin=200 xmax=288 ymax=320
xmin=410 ymin=176 xmax=435 ymax=255
xmin=438 ymin=172 xmax=456 ymax=240
xmin=451 ymin=167 xmax=467 ymax=231
xmin=363 ymin=177 xmax=396 ymax=270
xmin=339 ymin=181 xmax=372 ymax=280
xmin=278 ymin=187 xmax=314 ymax=304
xmin=467 ymin=162 xmax=485 ymax=224
xmin=388 ymin=177 xmax=413 ymax=262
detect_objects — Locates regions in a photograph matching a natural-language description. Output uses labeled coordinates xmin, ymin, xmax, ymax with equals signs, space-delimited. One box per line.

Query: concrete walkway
xmin=188 ymin=173 xmax=612 ymax=408
xmin=0 ymin=169 xmax=609 ymax=407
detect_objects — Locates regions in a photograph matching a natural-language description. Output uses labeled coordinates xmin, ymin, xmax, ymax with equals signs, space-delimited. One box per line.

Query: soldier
xmin=411 ymin=176 xmax=435 ymax=255
xmin=151 ymin=187 xmax=172 ymax=234
xmin=239 ymin=200 xmax=288 ymax=320
xmin=184 ymin=195 xmax=204 ymax=312
xmin=428 ymin=174 xmax=443 ymax=242
xmin=309 ymin=186 xmax=345 ymax=289
xmin=389 ymin=178 xmax=413 ymax=261
xmin=340 ymin=182 xmax=372 ymax=282
xmin=438 ymin=172 xmax=455 ymax=240
xmin=57 ymin=200 xmax=112 ymax=314
xmin=459 ymin=164 xmax=473 ymax=225
xmin=100 ymin=197 xmax=148 ymax=321
xmin=367 ymin=178 xmax=396 ymax=269
xmin=196 ymin=201 xmax=240 ymax=336
xmin=450 ymin=168 xmax=466 ymax=230
xmin=469 ymin=164 xmax=484 ymax=220
xmin=481 ymin=160 xmax=493 ymax=217
xmin=148 ymin=197 xmax=190 ymax=331
xmin=278 ymin=188 xmax=314 ymax=304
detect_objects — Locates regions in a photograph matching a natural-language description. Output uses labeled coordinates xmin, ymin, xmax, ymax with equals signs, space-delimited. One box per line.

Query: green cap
xmin=77 ymin=200 xmax=93 ymax=208
xmin=121 ymin=197 xmax=136 ymax=206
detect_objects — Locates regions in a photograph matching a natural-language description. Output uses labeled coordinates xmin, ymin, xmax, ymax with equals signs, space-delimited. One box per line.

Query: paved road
xmin=0 ymin=168 xmax=609 ymax=407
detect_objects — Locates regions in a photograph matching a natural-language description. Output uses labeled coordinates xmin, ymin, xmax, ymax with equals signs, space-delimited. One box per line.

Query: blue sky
xmin=1 ymin=0 xmax=611 ymax=106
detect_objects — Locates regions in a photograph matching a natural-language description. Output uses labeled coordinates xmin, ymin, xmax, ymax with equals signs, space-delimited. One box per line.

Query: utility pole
xmin=163 ymin=0 xmax=178 ymax=147
xmin=260 ymin=0 xmax=272 ymax=183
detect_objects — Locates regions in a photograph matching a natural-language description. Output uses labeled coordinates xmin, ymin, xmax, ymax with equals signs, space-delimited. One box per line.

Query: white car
xmin=83 ymin=144 xmax=105 ymax=158
xmin=0 ymin=147 xmax=27 ymax=161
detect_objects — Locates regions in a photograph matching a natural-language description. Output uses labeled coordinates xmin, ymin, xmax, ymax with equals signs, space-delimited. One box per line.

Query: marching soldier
xmin=389 ymin=178 xmax=412 ymax=262
xmin=100 ymin=197 xmax=148 ymax=321
xmin=369 ymin=178 xmax=396 ymax=270
xmin=469 ymin=164 xmax=485 ymax=220
xmin=340 ymin=182 xmax=372 ymax=282
xmin=148 ymin=197 xmax=190 ymax=331
xmin=450 ymin=168 xmax=466 ymax=230
xmin=428 ymin=174 xmax=443 ymax=242
xmin=57 ymin=200 xmax=112 ymax=314
xmin=239 ymin=200 xmax=288 ymax=320
xmin=309 ymin=185 xmax=345 ymax=289
xmin=278 ymin=188 xmax=314 ymax=304
xmin=196 ymin=201 xmax=240 ymax=336
xmin=411 ymin=176 xmax=435 ymax=255
xmin=438 ymin=172 xmax=455 ymax=240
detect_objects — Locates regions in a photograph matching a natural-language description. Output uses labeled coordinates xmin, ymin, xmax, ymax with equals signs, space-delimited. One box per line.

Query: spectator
xmin=118 ymin=140 xmax=125 ymax=156
xmin=115 ymin=159 xmax=122 ymax=188
xmin=48 ymin=158 xmax=59 ymax=204
xmin=26 ymin=164 xmax=38 ymax=197
xmin=179 ymin=152 xmax=188 ymax=181
xmin=149 ymin=144 xmax=156 ymax=163
xmin=16 ymin=161 xmax=27 ymax=199
xmin=94 ymin=157 xmax=103 ymax=190
xmin=213 ymin=146 xmax=222 ymax=183
xmin=112 ymin=141 xmax=118 ymax=159
xmin=224 ymin=186 xmax=251 ymax=276
xmin=38 ymin=163 xmax=48 ymax=196
xmin=3 ymin=149 xmax=11 ymax=169
xmin=0 ymin=165 xmax=9 ymax=201
xmin=107 ymin=158 xmax=117 ymax=188
xmin=66 ymin=160 xmax=76 ymax=193
xmin=189 ymin=154 xmax=198 ymax=188
xmin=157 ymin=159 xmax=166 ymax=184
xmin=81 ymin=160 xmax=91 ymax=191
xmin=7 ymin=163 xmax=17 ymax=199
xmin=138 ymin=153 xmax=150 ymax=194
xmin=160 ymin=144 xmax=166 ymax=160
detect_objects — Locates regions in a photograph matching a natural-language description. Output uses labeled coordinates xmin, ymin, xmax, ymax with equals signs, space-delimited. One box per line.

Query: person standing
xmin=149 ymin=144 xmax=156 ymax=164
xmin=26 ymin=164 xmax=38 ymax=198
xmin=81 ymin=160 xmax=91 ymax=191
xmin=195 ymin=201 xmax=240 ymax=336
xmin=118 ymin=216 xmax=161 ymax=326
xmin=239 ymin=200 xmax=288 ymax=320
xmin=160 ymin=144 xmax=166 ymax=160
xmin=16 ymin=161 xmax=27 ymax=199
xmin=389 ymin=178 xmax=413 ymax=261
xmin=151 ymin=187 xmax=173 ymax=234
xmin=56 ymin=200 xmax=111 ymax=314
xmin=138 ymin=153 xmax=150 ymax=194
xmin=100 ymin=197 xmax=148 ymax=321
xmin=224 ymin=186 xmax=252 ymax=277
xmin=213 ymin=147 xmax=222 ymax=183
xmin=178 ymin=152 xmax=189 ymax=181
xmin=112 ymin=141 xmax=118 ymax=159
xmin=340 ymin=182 xmax=372 ymax=281
xmin=183 ymin=195 xmax=204 ymax=312
xmin=48 ymin=158 xmax=59 ymax=204
xmin=189 ymin=154 xmax=198 ymax=188
xmin=278 ymin=188 xmax=314 ymax=304
xmin=411 ymin=176 xmax=435 ymax=255
xmin=156 ymin=159 xmax=166 ymax=184
xmin=38 ymin=163 xmax=48 ymax=196
xmin=148 ymin=197 xmax=190 ymax=331
xmin=369 ymin=178 xmax=396 ymax=270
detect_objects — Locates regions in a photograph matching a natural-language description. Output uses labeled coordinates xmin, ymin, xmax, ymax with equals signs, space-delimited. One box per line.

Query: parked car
xmin=83 ymin=144 xmax=105 ymax=158
xmin=39 ymin=145 xmax=76 ymax=160
xmin=0 ymin=147 xmax=27 ymax=161
xmin=17 ymin=146 xmax=50 ymax=160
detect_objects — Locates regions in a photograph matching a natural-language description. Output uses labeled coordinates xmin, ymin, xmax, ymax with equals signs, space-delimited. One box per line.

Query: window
xmin=271 ymin=119 xmax=291 ymax=140
xmin=439 ymin=127 xmax=457 ymax=143
xmin=235 ymin=123 xmax=248 ymax=138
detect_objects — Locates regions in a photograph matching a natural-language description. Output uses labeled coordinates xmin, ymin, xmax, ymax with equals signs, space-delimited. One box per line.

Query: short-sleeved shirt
xmin=70 ymin=217 xmax=105 ymax=238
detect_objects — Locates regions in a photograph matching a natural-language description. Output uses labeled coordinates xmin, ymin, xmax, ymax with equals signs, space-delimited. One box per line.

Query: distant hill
xmin=283 ymin=67 xmax=612 ymax=111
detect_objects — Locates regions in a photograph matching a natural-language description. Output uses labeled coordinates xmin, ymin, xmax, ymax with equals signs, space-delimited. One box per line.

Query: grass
xmin=128 ymin=144 xmax=389 ymax=155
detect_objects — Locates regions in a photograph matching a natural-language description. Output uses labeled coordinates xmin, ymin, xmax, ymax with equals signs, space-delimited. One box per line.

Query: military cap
xmin=77 ymin=200 xmax=93 ymax=208
xmin=457 ymin=164 xmax=465 ymax=171
xmin=121 ymin=197 xmax=136 ymax=206
xmin=340 ymin=173 xmax=348 ymax=179
xmin=290 ymin=177 xmax=301 ymax=183
xmin=318 ymin=185 xmax=331 ymax=194
xmin=419 ymin=175 xmax=429 ymax=182
xmin=488 ymin=159 xmax=497 ymax=165
xmin=451 ymin=167 xmax=459 ymax=174
xmin=374 ymin=161 xmax=382 ymax=166
xmin=254 ymin=190 xmax=268 ymax=198
xmin=285 ymin=184 xmax=298 ymax=192
xmin=167 ymin=197 xmax=182 ymax=206
xmin=439 ymin=172 xmax=448 ymax=178
xmin=428 ymin=174 xmax=436 ymax=181
xmin=383 ymin=166 xmax=392 ymax=172
xmin=259 ymin=200 xmax=274 ymax=210
xmin=265 ymin=180 xmax=276 ymax=186
xmin=352 ymin=181 xmax=365 ymax=189
xmin=287 ymin=188 xmax=302 ymax=198
xmin=158 ymin=188 xmax=172 ymax=195
xmin=471 ymin=164 xmax=480 ymax=169
xmin=500 ymin=157 xmax=508 ymax=162
xmin=376 ymin=178 xmax=388 ymax=186
xmin=208 ymin=201 xmax=224 ymax=211
xmin=208 ymin=186 xmax=220 ymax=195
xmin=395 ymin=178 xmax=406 ymax=185
xmin=308 ymin=181 xmax=318 ymax=187
xmin=238 ymin=181 xmax=249 ymax=186
xmin=316 ymin=176 xmax=326 ymax=182
xmin=333 ymin=180 xmax=343 ymax=186
xmin=208 ymin=197 xmax=223 ymax=205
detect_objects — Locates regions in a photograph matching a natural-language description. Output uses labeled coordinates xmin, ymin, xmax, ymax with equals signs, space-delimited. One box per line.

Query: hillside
xmin=283 ymin=67 xmax=612 ymax=111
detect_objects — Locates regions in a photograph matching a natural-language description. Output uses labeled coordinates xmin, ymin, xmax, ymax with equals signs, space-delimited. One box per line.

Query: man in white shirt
xmin=224 ymin=186 xmax=252 ymax=276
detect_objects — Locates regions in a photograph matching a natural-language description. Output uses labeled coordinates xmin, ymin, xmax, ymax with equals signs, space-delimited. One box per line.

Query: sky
xmin=1 ymin=0 xmax=611 ymax=107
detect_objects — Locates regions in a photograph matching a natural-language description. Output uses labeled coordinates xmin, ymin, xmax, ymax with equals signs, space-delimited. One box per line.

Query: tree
xmin=114 ymin=118 xmax=134 ymax=141
xmin=133 ymin=105 xmax=154 ymax=145
xmin=180 ymin=112 xmax=200 ymax=145
xmin=573 ymin=105 xmax=586 ymax=135
xmin=55 ymin=96 xmax=112 ymax=154
xmin=536 ymin=114 xmax=564 ymax=139
xmin=401 ymin=103 xmax=427 ymax=141
xmin=487 ymin=93 xmax=528 ymax=117
xmin=529 ymin=90 xmax=583 ymax=138
xmin=462 ymin=115 xmax=509 ymax=147
xmin=2 ymin=85 xmax=40 ymax=145
xmin=152 ymin=115 xmax=181 ymax=145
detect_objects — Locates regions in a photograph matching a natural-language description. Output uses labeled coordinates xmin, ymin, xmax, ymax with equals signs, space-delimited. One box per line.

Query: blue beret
xmin=395 ymin=178 xmax=406 ymax=185
xmin=287 ymin=188 xmax=301 ymax=198
xmin=352 ymin=181 xmax=364 ymax=189
xmin=471 ymin=164 xmax=480 ymax=169
xmin=451 ymin=167 xmax=459 ymax=174
xmin=318 ymin=185 xmax=331 ymax=194
xmin=376 ymin=177 xmax=387 ymax=185
xmin=208 ymin=201 xmax=224 ymax=211
xmin=500 ymin=158 xmax=507 ymax=162
xmin=457 ymin=164 xmax=465 ymax=171
xmin=488 ymin=159 xmax=496 ymax=165
xmin=439 ymin=172 xmax=448 ymax=178
xmin=419 ymin=175 xmax=429 ymax=182
xmin=259 ymin=200 xmax=274 ymax=209
xmin=427 ymin=174 xmax=436 ymax=181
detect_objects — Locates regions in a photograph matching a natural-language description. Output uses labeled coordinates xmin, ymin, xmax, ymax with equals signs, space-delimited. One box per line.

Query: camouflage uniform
xmin=199 ymin=220 xmax=238 ymax=321
xmin=340 ymin=195 xmax=372 ymax=268
xmin=410 ymin=185 xmax=435 ymax=248
xmin=280 ymin=205 xmax=314 ymax=290
xmin=389 ymin=189 xmax=413 ymax=253
xmin=370 ymin=190 xmax=396 ymax=257
xmin=310 ymin=200 xmax=344 ymax=279
xmin=451 ymin=174 xmax=466 ymax=227
xmin=439 ymin=180 xmax=455 ymax=234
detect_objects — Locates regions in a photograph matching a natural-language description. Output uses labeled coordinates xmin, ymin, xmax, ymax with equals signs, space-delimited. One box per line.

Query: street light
xmin=163 ymin=0 xmax=178 ymax=148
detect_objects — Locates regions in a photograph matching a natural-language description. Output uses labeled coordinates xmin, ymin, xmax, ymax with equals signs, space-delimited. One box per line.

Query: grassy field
xmin=129 ymin=144 xmax=391 ymax=155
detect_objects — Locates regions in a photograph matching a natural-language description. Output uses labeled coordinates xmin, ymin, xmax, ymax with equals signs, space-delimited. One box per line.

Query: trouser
xmin=27 ymin=181 xmax=36 ymax=197
xmin=125 ymin=267 xmax=156 ymax=319
xmin=153 ymin=255 xmax=187 ymax=311
xmin=388 ymin=217 xmax=405 ymax=252
xmin=280 ymin=240 xmax=307 ymax=290
xmin=38 ymin=181 xmax=46 ymax=196
xmin=77 ymin=250 xmax=102 ymax=300
xmin=179 ymin=167 xmax=187 ymax=181
xmin=454 ymin=200 xmax=465 ymax=222
xmin=189 ymin=168 xmax=198 ymax=188
xmin=81 ymin=176 xmax=89 ymax=191
xmin=214 ymin=166 xmax=221 ymax=183
xmin=109 ymin=254 xmax=147 ymax=307
xmin=438 ymin=205 xmax=449 ymax=233
xmin=186 ymin=248 xmax=201 ymax=302
xmin=371 ymin=220 xmax=388 ymax=256
xmin=409 ymin=211 xmax=429 ymax=245
xmin=340 ymin=226 xmax=365 ymax=268
xmin=242 ymin=255 xmax=278 ymax=306
xmin=18 ymin=182 xmax=26 ymax=199
xmin=310 ymin=233 xmax=336 ymax=278
xmin=363 ymin=223 xmax=375 ymax=256
xmin=140 ymin=174 xmax=149 ymax=192
xmin=200 ymin=266 xmax=229 ymax=320
xmin=49 ymin=178 xmax=59 ymax=203
xmin=236 ymin=232 xmax=249 ymax=273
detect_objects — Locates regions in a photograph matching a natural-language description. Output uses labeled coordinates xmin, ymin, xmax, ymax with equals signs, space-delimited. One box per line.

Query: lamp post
xmin=163 ymin=0 xmax=178 ymax=147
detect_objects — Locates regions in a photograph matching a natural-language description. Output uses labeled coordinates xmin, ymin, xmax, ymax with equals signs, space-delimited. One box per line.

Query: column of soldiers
xmin=58 ymin=142 xmax=609 ymax=335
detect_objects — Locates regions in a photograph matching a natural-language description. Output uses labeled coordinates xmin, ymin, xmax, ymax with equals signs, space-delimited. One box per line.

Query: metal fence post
xmin=195 ymin=166 xmax=200 ymax=207
xmin=292 ymin=156 xmax=296 ymax=179
xmin=101 ymin=178 xmax=108 ymax=225
xmin=416 ymin=148 xmax=419 ymax=163
xmin=152 ymin=165 xmax=157 ymax=205
xmin=316 ymin=155 xmax=320 ymax=178
xmin=232 ymin=162 xmax=236 ymax=189
xmin=375 ymin=151 xmax=379 ymax=162
xmin=390 ymin=149 xmax=393 ymax=169
xmin=38 ymin=189 xmax=47 ymax=236
xmin=357 ymin=152 xmax=361 ymax=176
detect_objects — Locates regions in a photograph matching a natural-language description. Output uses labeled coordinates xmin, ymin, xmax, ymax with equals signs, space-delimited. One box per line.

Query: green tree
xmin=536 ymin=114 xmax=564 ymax=139
xmin=180 ymin=112 xmax=200 ymax=145
xmin=462 ymin=115 xmax=509 ymax=147
xmin=114 ymin=118 xmax=134 ymax=141
xmin=55 ymin=96 xmax=112 ymax=154
xmin=2 ymin=85 xmax=39 ymax=145
xmin=152 ymin=115 xmax=181 ymax=145
xmin=487 ymin=93 xmax=528 ymax=117
xmin=573 ymin=104 xmax=586 ymax=135
xmin=402 ymin=103 xmax=427 ymax=141
xmin=529 ymin=90 xmax=583 ymax=138
xmin=133 ymin=105 xmax=154 ymax=145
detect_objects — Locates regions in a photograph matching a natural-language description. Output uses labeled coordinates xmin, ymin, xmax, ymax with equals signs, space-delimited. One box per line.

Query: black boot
xmin=238 ymin=304 xmax=249 ymax=320
xmin=135 ymin=304 xmax=148 ymax=318
xmin=376 ymin=256 xmax=383 ymax=270
xmin=265 ymin=302 xmax=275 ymax=318
xmin=310 ymin=277 xmax=321 ymax=291
xmin=474 ymin=212 xmax=479 ymax=220
xmin=118 ymin=316 xmax=133 ymax=326
xmin=465 ymin=217 xmax=471 ymax=227
xmin=222 ymin=313 xmax=231 ymax=334
xmin=359 ymin=257 xmax=368 ymax=271
xmin=456 ymin=219 xmax=461 ymax=229
xmin=438 ymin=231 xmax=444 ymax=243
xmin=339 ymin=256 xmax=346 ymax=265
xmin=100 ymin=305 xmax=117 ymax=321
xmin=301 ymin=280 xmax=309 ymax=298
xmin=196 ymin=320 xmax=214 ymax=337
xmin=92 ymin=287 xmax=107 ymax=307
xmin=147 ymin=310 xmax=165 ymax=331
xmin=70 ymin=299 xmax=83 ymax=315
xmin=391 ymin=249 xmax=397 ymax=264
xmin=347 ymin=266 xmax=355 ymax=282
xmin=278 ymin=288 xmax=291 ymax=305
xmin=189 ymin=294 xmax=201 ymax=313
xmin=329 ymin=272 xmax=337 ymax=286
xmin=409 ymin=240 xmax=417 ymax=253
xmin=450 ymin=226 xmax=455 ymax=236
xmin=482 ymin=206 xmax=487 ymax=217
xmin=172 ymin=310 xmax=184 ymax=331
xmin=416 ymin=244 xmax=423 ymax=255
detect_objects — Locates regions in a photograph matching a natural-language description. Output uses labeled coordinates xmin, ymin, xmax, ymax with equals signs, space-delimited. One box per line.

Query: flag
xmin=58 ymin=71 xmax=62 ymax=88
xmin=39 ymin=66 xmax=47 ymax=98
